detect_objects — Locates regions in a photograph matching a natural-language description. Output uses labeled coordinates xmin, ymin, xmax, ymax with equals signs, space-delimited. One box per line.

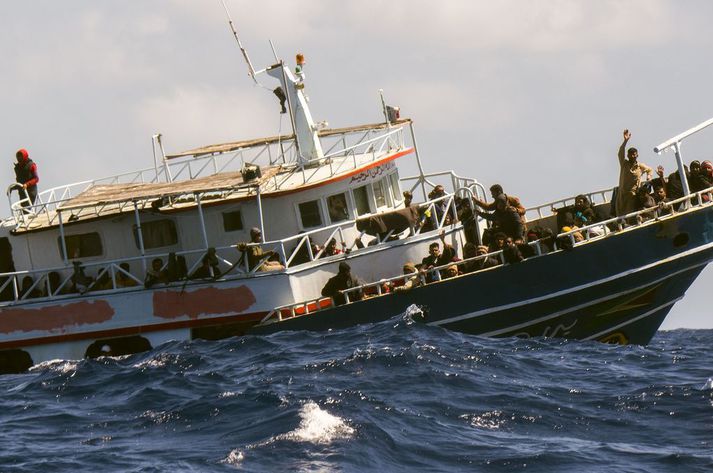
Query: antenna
xmin=220 ymin=0 xmax=258 ymax=84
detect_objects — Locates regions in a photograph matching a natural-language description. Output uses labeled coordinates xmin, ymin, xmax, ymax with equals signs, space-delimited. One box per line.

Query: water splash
xmin=282 ymin=401 xmax=354 ymax=444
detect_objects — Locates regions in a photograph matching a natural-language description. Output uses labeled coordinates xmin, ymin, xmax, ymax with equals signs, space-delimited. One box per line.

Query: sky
xmin=1 ymin=1 xmax=712 ymax=329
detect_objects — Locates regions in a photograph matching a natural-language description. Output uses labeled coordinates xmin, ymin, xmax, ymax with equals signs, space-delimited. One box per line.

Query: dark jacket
xmin=478 ymin=207 xmax=524 ymax=240
xmin=321 ymin=272 xmax=364 ymax=305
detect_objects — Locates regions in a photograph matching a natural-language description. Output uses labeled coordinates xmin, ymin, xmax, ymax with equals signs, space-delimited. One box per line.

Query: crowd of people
xmin=10 ymin=129 xmax=713 ymax=305
xmin=319 ymin=128 xmax=713 ymax=306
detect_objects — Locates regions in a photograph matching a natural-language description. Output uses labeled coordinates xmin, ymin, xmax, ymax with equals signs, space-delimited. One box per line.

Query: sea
xmin=1 ymin=307 xmax=712 ymax=473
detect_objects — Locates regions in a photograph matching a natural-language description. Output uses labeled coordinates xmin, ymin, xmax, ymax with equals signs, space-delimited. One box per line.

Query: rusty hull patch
xmin=153 ymin=285 xmax=257 ymax=320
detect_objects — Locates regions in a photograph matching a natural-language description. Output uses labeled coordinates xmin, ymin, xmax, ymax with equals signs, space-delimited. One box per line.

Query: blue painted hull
xmin=252 ymin=206 xmax=713 ymax=345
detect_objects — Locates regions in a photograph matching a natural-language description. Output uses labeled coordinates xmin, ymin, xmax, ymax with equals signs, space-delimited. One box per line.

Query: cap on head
xmin=338 ymin=262 xmax=350 ymax=273
xmin=403 ymin=262 xmax=417 ymax=273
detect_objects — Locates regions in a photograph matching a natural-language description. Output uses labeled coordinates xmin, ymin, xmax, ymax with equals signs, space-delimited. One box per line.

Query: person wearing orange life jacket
xmin=13 ymin=148 xmax=39 ymax=207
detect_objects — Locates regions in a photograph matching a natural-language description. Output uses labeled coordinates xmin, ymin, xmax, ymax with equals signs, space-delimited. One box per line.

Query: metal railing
xmin=7 ymin=125 xmax=409 ymax=229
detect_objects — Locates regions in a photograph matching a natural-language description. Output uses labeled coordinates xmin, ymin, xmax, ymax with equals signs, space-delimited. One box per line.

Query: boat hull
xmin=253 ymin=206 xmax=713 ymax=345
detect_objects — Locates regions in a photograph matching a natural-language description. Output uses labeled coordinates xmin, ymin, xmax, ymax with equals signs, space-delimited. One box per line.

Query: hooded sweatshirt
xmin=14 ymin=148 xmax=39 ymax=188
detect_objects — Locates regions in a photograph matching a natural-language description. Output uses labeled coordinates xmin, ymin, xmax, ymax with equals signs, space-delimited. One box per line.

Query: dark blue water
xmin=2 ymin=308 xmax=712 ymax=472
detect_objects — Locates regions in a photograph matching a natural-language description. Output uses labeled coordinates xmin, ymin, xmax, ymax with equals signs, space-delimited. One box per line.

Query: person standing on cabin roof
xmin=616 ymin=129 xmax=653 ymax=217
xmin=13 ymin=148 xmax=39 ymax=207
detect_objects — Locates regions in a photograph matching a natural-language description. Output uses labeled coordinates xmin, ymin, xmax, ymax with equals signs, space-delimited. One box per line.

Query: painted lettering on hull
xmin=0 ymin=300 xmax=114 ymax=334
xmin=153 ymin=285 xmax=256 ymax=320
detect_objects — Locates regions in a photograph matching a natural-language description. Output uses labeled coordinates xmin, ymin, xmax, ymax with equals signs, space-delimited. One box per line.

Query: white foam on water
xmin=282 ymin=401 xmax=354 ymax=444
xmin=30 ymin=359 xmax=79 ymax=374
xmin=222 ymin=449 xmax=245 ymax=466
xmin=400 ymin=304 xmax=423 ymax=325
xmin=702 ymin=378 xmax=713 ymax=390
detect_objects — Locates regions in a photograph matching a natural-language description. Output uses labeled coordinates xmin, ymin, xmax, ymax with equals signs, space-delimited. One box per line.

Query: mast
xmin=219 ymin=1 xmax=324 ymax=166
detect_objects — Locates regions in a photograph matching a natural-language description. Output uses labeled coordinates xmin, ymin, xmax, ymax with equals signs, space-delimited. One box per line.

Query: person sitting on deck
xmin=420 ymin=230 xmax=457 ymax=282
xmin=71 ymin=261 xmax=94 ymax=293
xmin=116 ymin=263 xmax=138 ymax=288
xmin=689 ymin=160 xmax=713 ymax=199
xmin=635 ymin=186 xmax=658 ymax=222
xmin=239 ymin=228 xmax=284 ymax=272
xmin=20 ymin=275 xmax=42 ymax=299
xmin=391 ymin=262 xmax=422 ymax=292
xmin=475 ymin=194 xmax=525 ymax=241
xmin=474 ymin=184 xmax=526 ymax=218
xmin=652 ymin=184 xmax=672 ymax=216
xmin=145 ymin=258 xmax=167 ymax=288
xmin=403 ymin=190 xmax=414 ymax=208
xmin=616 ymin=129 xmax=653 ymax=218
xmin=321 ymin=238 xmax=343 ymax=258
xmin=443 ymin=264 xmax=460 ymax=279
xmin=190 ymin=249 xmax=220 ymax=279
xmin=321 ymin=262 xmax=364 ymax=306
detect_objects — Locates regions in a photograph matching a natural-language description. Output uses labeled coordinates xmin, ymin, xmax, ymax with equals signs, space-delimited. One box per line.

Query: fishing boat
xmin=1 ymin=14 xmax=712 ymax=374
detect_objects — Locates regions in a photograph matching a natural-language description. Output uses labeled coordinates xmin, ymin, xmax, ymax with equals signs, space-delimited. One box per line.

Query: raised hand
xmin=623 ymin=129 xmax=631 ymax=141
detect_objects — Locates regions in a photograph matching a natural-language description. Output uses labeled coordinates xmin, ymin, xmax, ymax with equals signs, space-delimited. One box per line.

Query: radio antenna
xmin=220 ymin=0 xmax=258 ymax=84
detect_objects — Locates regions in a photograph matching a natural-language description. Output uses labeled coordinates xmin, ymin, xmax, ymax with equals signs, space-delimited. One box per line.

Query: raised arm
xmin=618 ymin=129 xmax=631 ymax=166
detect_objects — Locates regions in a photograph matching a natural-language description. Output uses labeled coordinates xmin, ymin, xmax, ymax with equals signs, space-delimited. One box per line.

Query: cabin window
xmin=58 ymin=232 xmax=103 ymax=259
xmin=353 ymin=185 xmax=371 ymax=216
xmin=222 ymin=210 xmax=244 ymax=232
xmin=389 ymin=173 xmax=402 ymax=202
xmin=327 ymin=193 xmax=349 ymax=223
xmin=298 ymin=200 xmax=322 ymax=228
xmin=373 ymin=178 xmax=388 ymax=208
xmin=133 ymin=219 xmax=178 ymax=249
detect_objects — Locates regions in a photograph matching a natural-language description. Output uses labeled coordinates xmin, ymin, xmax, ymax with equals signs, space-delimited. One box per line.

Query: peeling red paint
xmin=153 ymin=285 xmax=256 ymax=320
xmin=0 ymin=300 xmax=115 ymax=334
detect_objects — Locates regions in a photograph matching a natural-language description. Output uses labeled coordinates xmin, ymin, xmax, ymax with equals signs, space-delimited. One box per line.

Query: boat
xmin=1 ymin=12 xmax=712 ymax=374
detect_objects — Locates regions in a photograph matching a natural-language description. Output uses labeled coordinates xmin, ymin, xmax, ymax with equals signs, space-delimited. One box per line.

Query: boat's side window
xmin=58 ymin=232 xmax=103 ymax=259
xmin=222 ymin=210 xmax=244 ymax=232
xmin=352 ymin=185 xmax=372 ymax=216
xmin=298 ymin=200 xmax=323 ymax=229
xmin=389 ymin=172 xmax=402 ymax=203
xmin=326 ymin=193 xmax=350 ymax=223
xmin=133 ymin=219 xmax=178 ymax=249
xmin=373 ymin=178 xmax=389 ymax=209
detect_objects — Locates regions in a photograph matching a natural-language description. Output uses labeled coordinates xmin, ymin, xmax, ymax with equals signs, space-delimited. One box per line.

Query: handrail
xmin=338 ymin=185 xmax=713 ymax=304
xmin=654 ymin=117 xmax=713 ymax=154
xmin=6 ymin=125 xmax=409 ymax=226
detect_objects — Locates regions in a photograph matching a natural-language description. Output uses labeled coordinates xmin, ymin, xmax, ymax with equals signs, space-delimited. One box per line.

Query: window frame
xmin=325 ymin=192 xmax=352 ymax=224
xmin=351 ymin=184 xmax=373 ymax=216
xmin=222 ymin=208 xmax=245 ymax=232
xmin=372 ymin=177 xmax=391 ymax=210
xmin=132 ymin=218 xmax=179 ymax=250
xmin=58 ymin=231 xmax=104 ymax=260
xmin=388 ymin=172 xmax=402 ymax=204
xmin=294 ymin=198 xmax=325 ymax=231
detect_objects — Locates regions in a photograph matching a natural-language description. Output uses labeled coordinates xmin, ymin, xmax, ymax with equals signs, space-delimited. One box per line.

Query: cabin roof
xmin=59 ymin=167 xmax=281 ymax=211
xmin=166 ymin=118 xmax=412 ymax=159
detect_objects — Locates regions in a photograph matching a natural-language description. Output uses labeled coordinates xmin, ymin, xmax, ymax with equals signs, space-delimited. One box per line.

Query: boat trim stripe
xmin=429 ymin=240 xmax=713 ymax=327
xmin=583 ymin=297 xmax=682 ymax=340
